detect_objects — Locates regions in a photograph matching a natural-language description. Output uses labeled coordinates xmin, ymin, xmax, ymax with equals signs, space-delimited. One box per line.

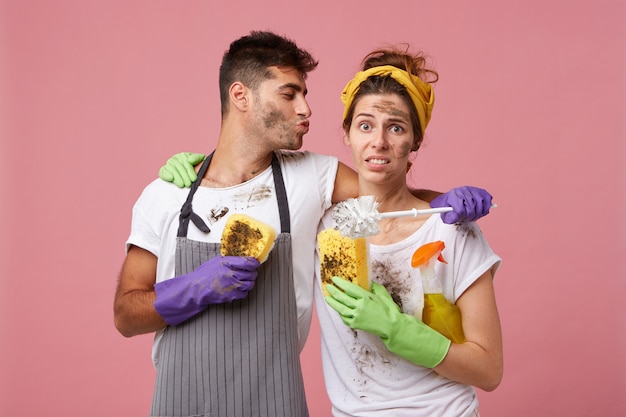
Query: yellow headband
xmin=341 ymin=65 xmax=434 ymax=136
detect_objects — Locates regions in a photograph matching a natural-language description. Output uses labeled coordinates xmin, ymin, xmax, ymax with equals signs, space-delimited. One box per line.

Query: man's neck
xmin=200 ymin=141 xmax=273 ymax=188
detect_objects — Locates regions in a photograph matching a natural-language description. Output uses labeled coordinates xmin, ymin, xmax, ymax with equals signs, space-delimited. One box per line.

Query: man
xmin=114 ymin=30 xmax=491 ymax=417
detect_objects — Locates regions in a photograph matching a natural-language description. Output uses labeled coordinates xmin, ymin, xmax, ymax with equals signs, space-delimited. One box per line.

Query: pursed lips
xmin=297 ymin=120 xmax=310 ymax=133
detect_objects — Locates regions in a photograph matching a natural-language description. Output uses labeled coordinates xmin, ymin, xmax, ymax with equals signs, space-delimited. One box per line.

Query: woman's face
xmin=344 ymin=93 xmax=416 ymax=186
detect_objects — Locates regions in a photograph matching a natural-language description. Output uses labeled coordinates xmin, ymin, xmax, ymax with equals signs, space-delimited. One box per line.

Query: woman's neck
xmin=359 ymin=183 xmax=432 ymax=245
xmin=359 ymin=182 xmax=426 ymax=212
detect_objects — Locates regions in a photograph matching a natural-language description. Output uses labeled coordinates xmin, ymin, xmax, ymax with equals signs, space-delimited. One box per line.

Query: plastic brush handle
xmin=379 ymin=204 xmax=497 ymax=219
xmin=379 ymin=207 xmax=453 ymax=218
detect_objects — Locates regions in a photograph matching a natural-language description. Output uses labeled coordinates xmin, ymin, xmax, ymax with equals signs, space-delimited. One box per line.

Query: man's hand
xmin=154 ymin=255 xmax=260 ymax=325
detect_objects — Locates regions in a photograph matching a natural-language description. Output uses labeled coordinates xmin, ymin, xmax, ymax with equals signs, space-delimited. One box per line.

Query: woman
xmin=317 ymin=47 xmax=502 ymax=416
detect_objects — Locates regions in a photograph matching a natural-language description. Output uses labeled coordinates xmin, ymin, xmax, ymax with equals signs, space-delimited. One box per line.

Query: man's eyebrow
xmin=279 ymin=83 xmax=307 ymax=95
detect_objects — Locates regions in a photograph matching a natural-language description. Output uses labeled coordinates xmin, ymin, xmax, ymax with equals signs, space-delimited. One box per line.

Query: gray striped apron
xmin=150 ymin=152 xmax=308 ymax=417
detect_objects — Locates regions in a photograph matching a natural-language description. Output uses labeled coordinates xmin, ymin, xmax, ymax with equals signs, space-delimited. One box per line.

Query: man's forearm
xmin=114 ymin=289 xmax=167 ymax=337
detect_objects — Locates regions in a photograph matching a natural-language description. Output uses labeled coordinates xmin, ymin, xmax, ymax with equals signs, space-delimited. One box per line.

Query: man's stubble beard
xmin=260 ymin=107 xmax=304 ymax=151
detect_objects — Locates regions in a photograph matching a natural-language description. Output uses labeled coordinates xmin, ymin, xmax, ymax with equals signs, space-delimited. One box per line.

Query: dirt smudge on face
xmin=373 ymin=100 xmax=409 ymax=120
xmin=263 ymin=108 xmax=286 ymax=129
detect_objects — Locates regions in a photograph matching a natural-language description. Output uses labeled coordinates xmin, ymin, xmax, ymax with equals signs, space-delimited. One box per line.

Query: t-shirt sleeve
xmin=124 ymin=179 xmax=178 ymax=257
xmin=126 ymin=203 xmax=161 ymax=256
xmin=276 ymin=151 xmax=338 ymax=235
xmin=440 ymin=221 xmax=502 ymax=302
xmin=304 ymin=151 xmax=338 ymax=214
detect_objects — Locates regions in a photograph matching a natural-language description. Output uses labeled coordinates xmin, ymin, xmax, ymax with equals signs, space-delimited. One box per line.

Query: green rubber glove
xmin=325 ymin=277 xmax=451 ymax=368
xmin=158 ymin=152 xmax=206 ymax=188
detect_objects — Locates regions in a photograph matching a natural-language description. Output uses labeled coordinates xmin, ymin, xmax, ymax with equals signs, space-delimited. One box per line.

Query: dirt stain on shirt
xmin=370 ymin=259 xmax=413 ymax=311
xmin=207 ymin=206 xmax=229 ymax=224
xmin=233 ymin=185 xmax=273 ymax=207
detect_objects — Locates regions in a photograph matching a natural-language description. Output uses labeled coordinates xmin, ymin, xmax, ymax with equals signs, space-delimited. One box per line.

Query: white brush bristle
xmin=332 ymin=195 xmax=381 ymax=238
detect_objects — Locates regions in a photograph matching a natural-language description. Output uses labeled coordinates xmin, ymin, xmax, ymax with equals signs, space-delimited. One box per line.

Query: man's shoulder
xmin=140 ymin=177 xmax=179 ymax=194
xmin=275 ymin=150 xmax=336 ymax=166
xmin=134 ymin=178 xmax=188 ymax=208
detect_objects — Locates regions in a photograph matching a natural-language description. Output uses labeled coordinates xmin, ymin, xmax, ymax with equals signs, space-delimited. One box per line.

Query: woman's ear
xmin=411 ymin=136 xmax=422 ymax=152
xmin=343 ymin=131 xmax=351 ymax=146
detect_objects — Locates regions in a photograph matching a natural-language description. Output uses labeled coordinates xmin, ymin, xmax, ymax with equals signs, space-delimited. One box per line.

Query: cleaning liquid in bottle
xmin=411 ymin=241 xmax=465 ymax=343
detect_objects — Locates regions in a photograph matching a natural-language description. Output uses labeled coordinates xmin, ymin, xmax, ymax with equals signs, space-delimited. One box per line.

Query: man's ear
xmin=229 ymin=82 xmax=249 ymax=111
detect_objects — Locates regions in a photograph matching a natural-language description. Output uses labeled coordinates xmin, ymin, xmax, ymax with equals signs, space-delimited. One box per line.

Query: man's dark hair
xmin=219 ymin=31 xmax=318 ymax=115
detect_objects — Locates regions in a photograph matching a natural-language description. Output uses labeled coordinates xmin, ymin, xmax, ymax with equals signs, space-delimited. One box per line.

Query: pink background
xmin=1 ymin=0 xmax=625 ymax=415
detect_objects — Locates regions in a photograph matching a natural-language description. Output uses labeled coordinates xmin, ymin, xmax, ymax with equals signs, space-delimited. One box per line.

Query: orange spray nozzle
xmin=411 ymin=240 xmax=447 ymax=267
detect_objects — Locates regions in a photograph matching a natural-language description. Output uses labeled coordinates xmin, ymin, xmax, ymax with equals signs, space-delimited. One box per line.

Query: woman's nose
xmin=370 ymin=130 xmax=388 ymax=149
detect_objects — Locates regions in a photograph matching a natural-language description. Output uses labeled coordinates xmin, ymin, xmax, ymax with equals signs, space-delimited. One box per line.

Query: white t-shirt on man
xmin=126 ymin=151 xmax=338 ymax=363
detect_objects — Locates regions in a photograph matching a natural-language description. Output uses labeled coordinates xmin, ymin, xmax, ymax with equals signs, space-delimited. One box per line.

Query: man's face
xmin=250 ymin=66 xmax=312 ymax=151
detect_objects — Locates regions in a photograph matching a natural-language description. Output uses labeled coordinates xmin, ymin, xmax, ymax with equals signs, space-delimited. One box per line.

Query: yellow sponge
xmin=220 ymin=214 xmax=277 ymax=263
xmin=317 ymin=228 xmax=370 ymax=295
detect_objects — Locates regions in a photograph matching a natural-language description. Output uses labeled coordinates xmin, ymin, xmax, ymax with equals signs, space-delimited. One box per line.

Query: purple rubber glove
xmin=154 ymin=255 xmax=260 ymax=326
xmin=431 ymin=186 xmax=493 ymax=224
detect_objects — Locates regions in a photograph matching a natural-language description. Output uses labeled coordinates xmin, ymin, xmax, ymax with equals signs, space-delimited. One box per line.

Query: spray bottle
xmin=411 ymin=241 xmax=465 ymax=343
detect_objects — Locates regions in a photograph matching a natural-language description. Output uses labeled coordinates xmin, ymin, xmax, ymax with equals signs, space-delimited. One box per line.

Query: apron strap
xmin=271 ymin=152 xmax=291 ymax=234
xmin=177 ymin=152 xmax=214 ymax=237
xmin=177 ymin=151 xmax=291 ymax=237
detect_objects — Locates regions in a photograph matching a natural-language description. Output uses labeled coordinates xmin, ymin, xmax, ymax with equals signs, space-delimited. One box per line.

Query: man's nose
xmin=296 ymin=97 xmax=312 ymax=118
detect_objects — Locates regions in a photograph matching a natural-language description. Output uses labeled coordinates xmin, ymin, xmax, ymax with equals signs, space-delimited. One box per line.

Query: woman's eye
xmin=359 ymin=123 xmax=371 ymax=131
xmin=390 ymin=125 xmax=404 ymax=133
